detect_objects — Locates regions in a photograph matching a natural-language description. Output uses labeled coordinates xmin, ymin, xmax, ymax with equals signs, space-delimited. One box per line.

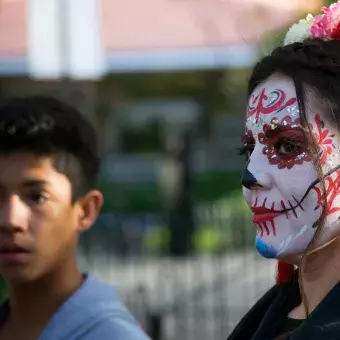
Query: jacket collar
xmin=228 ymin=277 xmax=340 ymax=340
xmin=291 ymin=282 xmax=340 ymax=340
xmin=257 ymin=278 xmax=340 ymax=340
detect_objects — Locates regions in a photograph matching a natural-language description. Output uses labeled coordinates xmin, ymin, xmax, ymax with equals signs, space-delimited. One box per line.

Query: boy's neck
xmin=6 ymin=259 xmax=83 ymax=333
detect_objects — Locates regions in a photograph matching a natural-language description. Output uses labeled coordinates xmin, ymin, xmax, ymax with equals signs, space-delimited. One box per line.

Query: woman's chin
xmin=277 ymin=254 xmax=301 ymax=266
xmin=255 ymin=236 xmax=301 ymax=264
xmin=255 ymin=237 xmax=277 ymax=258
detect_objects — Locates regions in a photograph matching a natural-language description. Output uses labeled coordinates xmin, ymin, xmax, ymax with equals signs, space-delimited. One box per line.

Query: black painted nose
xmin=242 ymin=168 xmax=258 ymax=189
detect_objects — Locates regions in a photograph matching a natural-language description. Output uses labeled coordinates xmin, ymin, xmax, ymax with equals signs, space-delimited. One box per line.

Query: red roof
xmin=0 ymin=0 xmax=323 ymax=73
xmin=0 ymin=0 xmax=27 ymax=56
xmin=0 ymin=0 xmax=323 ymax=55
xmin=100 ymin=0 xmax=322 ymax=52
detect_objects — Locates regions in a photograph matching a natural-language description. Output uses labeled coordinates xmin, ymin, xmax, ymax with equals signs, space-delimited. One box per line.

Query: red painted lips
xmin=251 ymin=207 xmax=283 ymax=223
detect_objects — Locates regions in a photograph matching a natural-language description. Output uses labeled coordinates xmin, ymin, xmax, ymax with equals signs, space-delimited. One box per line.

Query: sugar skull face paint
xmin=242 ymin=74 xmax=340 ymax=259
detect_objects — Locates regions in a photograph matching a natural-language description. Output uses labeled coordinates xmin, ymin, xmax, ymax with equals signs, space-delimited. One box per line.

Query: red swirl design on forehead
xmin=247 ymin=88 xmax=297 ymax=123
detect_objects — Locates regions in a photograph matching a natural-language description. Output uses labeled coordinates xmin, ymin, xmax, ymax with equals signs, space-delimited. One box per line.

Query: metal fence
xmin=78 ymin=205 xmax=276 ymax=340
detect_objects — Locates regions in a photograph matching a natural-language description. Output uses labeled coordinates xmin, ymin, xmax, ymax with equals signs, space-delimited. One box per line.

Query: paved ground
xmin=78 ymin=250 xmax=276 ymax=340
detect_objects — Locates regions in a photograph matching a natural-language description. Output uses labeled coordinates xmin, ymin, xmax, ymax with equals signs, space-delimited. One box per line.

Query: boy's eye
xmin=27 ymin=192 xmax=48 ymax=205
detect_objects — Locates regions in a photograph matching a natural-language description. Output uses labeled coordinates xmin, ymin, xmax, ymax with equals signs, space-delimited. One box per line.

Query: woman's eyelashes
xmin=238 ymin=138 xmax=303 ymax=159
xmin=238 ymin=143 xmax=254 ymax=159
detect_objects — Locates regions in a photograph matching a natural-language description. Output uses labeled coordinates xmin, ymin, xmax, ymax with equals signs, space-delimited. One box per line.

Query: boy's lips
xmin=0 ymin=242 xmax=31 ymax=264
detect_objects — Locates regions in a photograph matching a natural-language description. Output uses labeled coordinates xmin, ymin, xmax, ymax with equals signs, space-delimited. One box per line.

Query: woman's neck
xmin=290 ymin=237 xmax=340 ymax=318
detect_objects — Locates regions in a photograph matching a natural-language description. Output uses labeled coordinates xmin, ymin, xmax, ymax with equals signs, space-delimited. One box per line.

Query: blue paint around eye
xmin=255 ymin=237 xmax=277 ymax=258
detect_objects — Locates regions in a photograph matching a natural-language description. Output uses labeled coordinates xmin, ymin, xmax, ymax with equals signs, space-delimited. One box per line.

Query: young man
xmin=0 ymin=96 xmax=150 ymax=339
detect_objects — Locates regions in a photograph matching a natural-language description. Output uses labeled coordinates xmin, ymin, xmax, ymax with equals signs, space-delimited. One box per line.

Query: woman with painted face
xmin=228 ymin=2 xmax=340 ymax=340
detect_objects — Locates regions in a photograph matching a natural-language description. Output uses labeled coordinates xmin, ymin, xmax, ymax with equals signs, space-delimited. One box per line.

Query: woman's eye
xmin=276 ymin=140 xmax=301 ymax=155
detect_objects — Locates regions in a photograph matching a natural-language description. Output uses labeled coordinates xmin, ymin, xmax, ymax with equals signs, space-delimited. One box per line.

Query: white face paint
xmin=242 ymin=73 xmax=340 ymax=259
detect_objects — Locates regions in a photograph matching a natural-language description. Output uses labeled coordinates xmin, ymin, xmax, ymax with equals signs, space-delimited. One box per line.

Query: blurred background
xmin=0 ymin=0 xmax=332 ymax=339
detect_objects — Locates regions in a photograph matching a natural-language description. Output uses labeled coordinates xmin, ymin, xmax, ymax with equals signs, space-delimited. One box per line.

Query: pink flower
xmin=311 ymin=13 xmax=331 ymax=38
xmin=311 ymin=2 xmax=340 ymax=39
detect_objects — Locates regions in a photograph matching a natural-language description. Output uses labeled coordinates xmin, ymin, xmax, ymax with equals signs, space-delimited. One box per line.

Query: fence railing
xmin=79 ymin=200 xmax=276 ymax=340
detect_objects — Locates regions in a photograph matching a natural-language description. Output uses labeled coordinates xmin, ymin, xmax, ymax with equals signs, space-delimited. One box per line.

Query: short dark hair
xmin=0 ymin=96 xmax=100 ymax=200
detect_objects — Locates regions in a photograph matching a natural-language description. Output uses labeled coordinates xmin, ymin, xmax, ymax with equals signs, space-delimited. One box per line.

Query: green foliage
xmin=98 ymin=179 xmax=162 ymax=213
xmin=0 ymin=277 xmax=6 ymax=302
xmin=259 ymin=1 xmax=334 ymax=52
xmin=194 ymin=191 xmax=254 ymax=253
xmin=194 ymin=171 xmax=242 ymax=202
xmin=103 ymin=72 xmax=207 ymax=99
xmin=141 ymin=190 xmax=254 ymax=255
xmin=98 ymin=171 xmax=243 ymax=213
xmin=121 ymin=121 xmax=163 ymax=154
xmin=142 ymin=225 xmax=170 ymax=254
xmin=324 ymin=0 xmax=336 ymax=6
xmin=193 ymin=224 xmax=223 ymax=254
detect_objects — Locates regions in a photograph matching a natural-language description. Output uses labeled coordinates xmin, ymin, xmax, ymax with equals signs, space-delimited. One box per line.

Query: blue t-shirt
xmin=0 ymin=274 xmax=150 ymax=339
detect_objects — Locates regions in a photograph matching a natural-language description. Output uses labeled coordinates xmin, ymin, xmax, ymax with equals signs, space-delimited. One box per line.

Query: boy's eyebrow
xmin=21 ymin=179 xmax=49 ymax=188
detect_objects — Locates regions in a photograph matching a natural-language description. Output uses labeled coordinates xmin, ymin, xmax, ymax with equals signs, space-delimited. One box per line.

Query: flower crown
xmin=284 ymin=1 xmax=340 ymax=46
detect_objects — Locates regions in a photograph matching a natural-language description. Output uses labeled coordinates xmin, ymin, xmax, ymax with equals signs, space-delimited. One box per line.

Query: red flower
xmin=331 ymin=21 xmax=340 ymax=39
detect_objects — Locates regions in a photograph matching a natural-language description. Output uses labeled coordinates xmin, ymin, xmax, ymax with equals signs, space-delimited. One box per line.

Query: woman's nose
xmin=241 ymin=168 xmax=273 ymax=190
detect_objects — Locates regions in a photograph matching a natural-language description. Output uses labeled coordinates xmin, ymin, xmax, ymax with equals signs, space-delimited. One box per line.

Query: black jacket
xmin=228 ymin=276 xmax=340 ymax=340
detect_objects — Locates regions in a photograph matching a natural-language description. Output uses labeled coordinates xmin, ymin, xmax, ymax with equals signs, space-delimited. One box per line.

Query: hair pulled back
xmin=249 ymin=39 xmax=340 ymax=100
xmin=248 ymin=38 xmax=340 ymax=318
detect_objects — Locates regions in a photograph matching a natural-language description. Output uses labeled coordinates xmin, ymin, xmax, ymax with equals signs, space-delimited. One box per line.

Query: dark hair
xmin=249 ymin=39 xmax=340 ymax=99
xmin=0 ymin=96 xmax=100 ymax=200
xmin=247 ymin=38 xmax=340 ymax=318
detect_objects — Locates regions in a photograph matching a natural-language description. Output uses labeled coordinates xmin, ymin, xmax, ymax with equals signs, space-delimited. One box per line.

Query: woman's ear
xmin=76 ymin=190 xmax=104 ymax=232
